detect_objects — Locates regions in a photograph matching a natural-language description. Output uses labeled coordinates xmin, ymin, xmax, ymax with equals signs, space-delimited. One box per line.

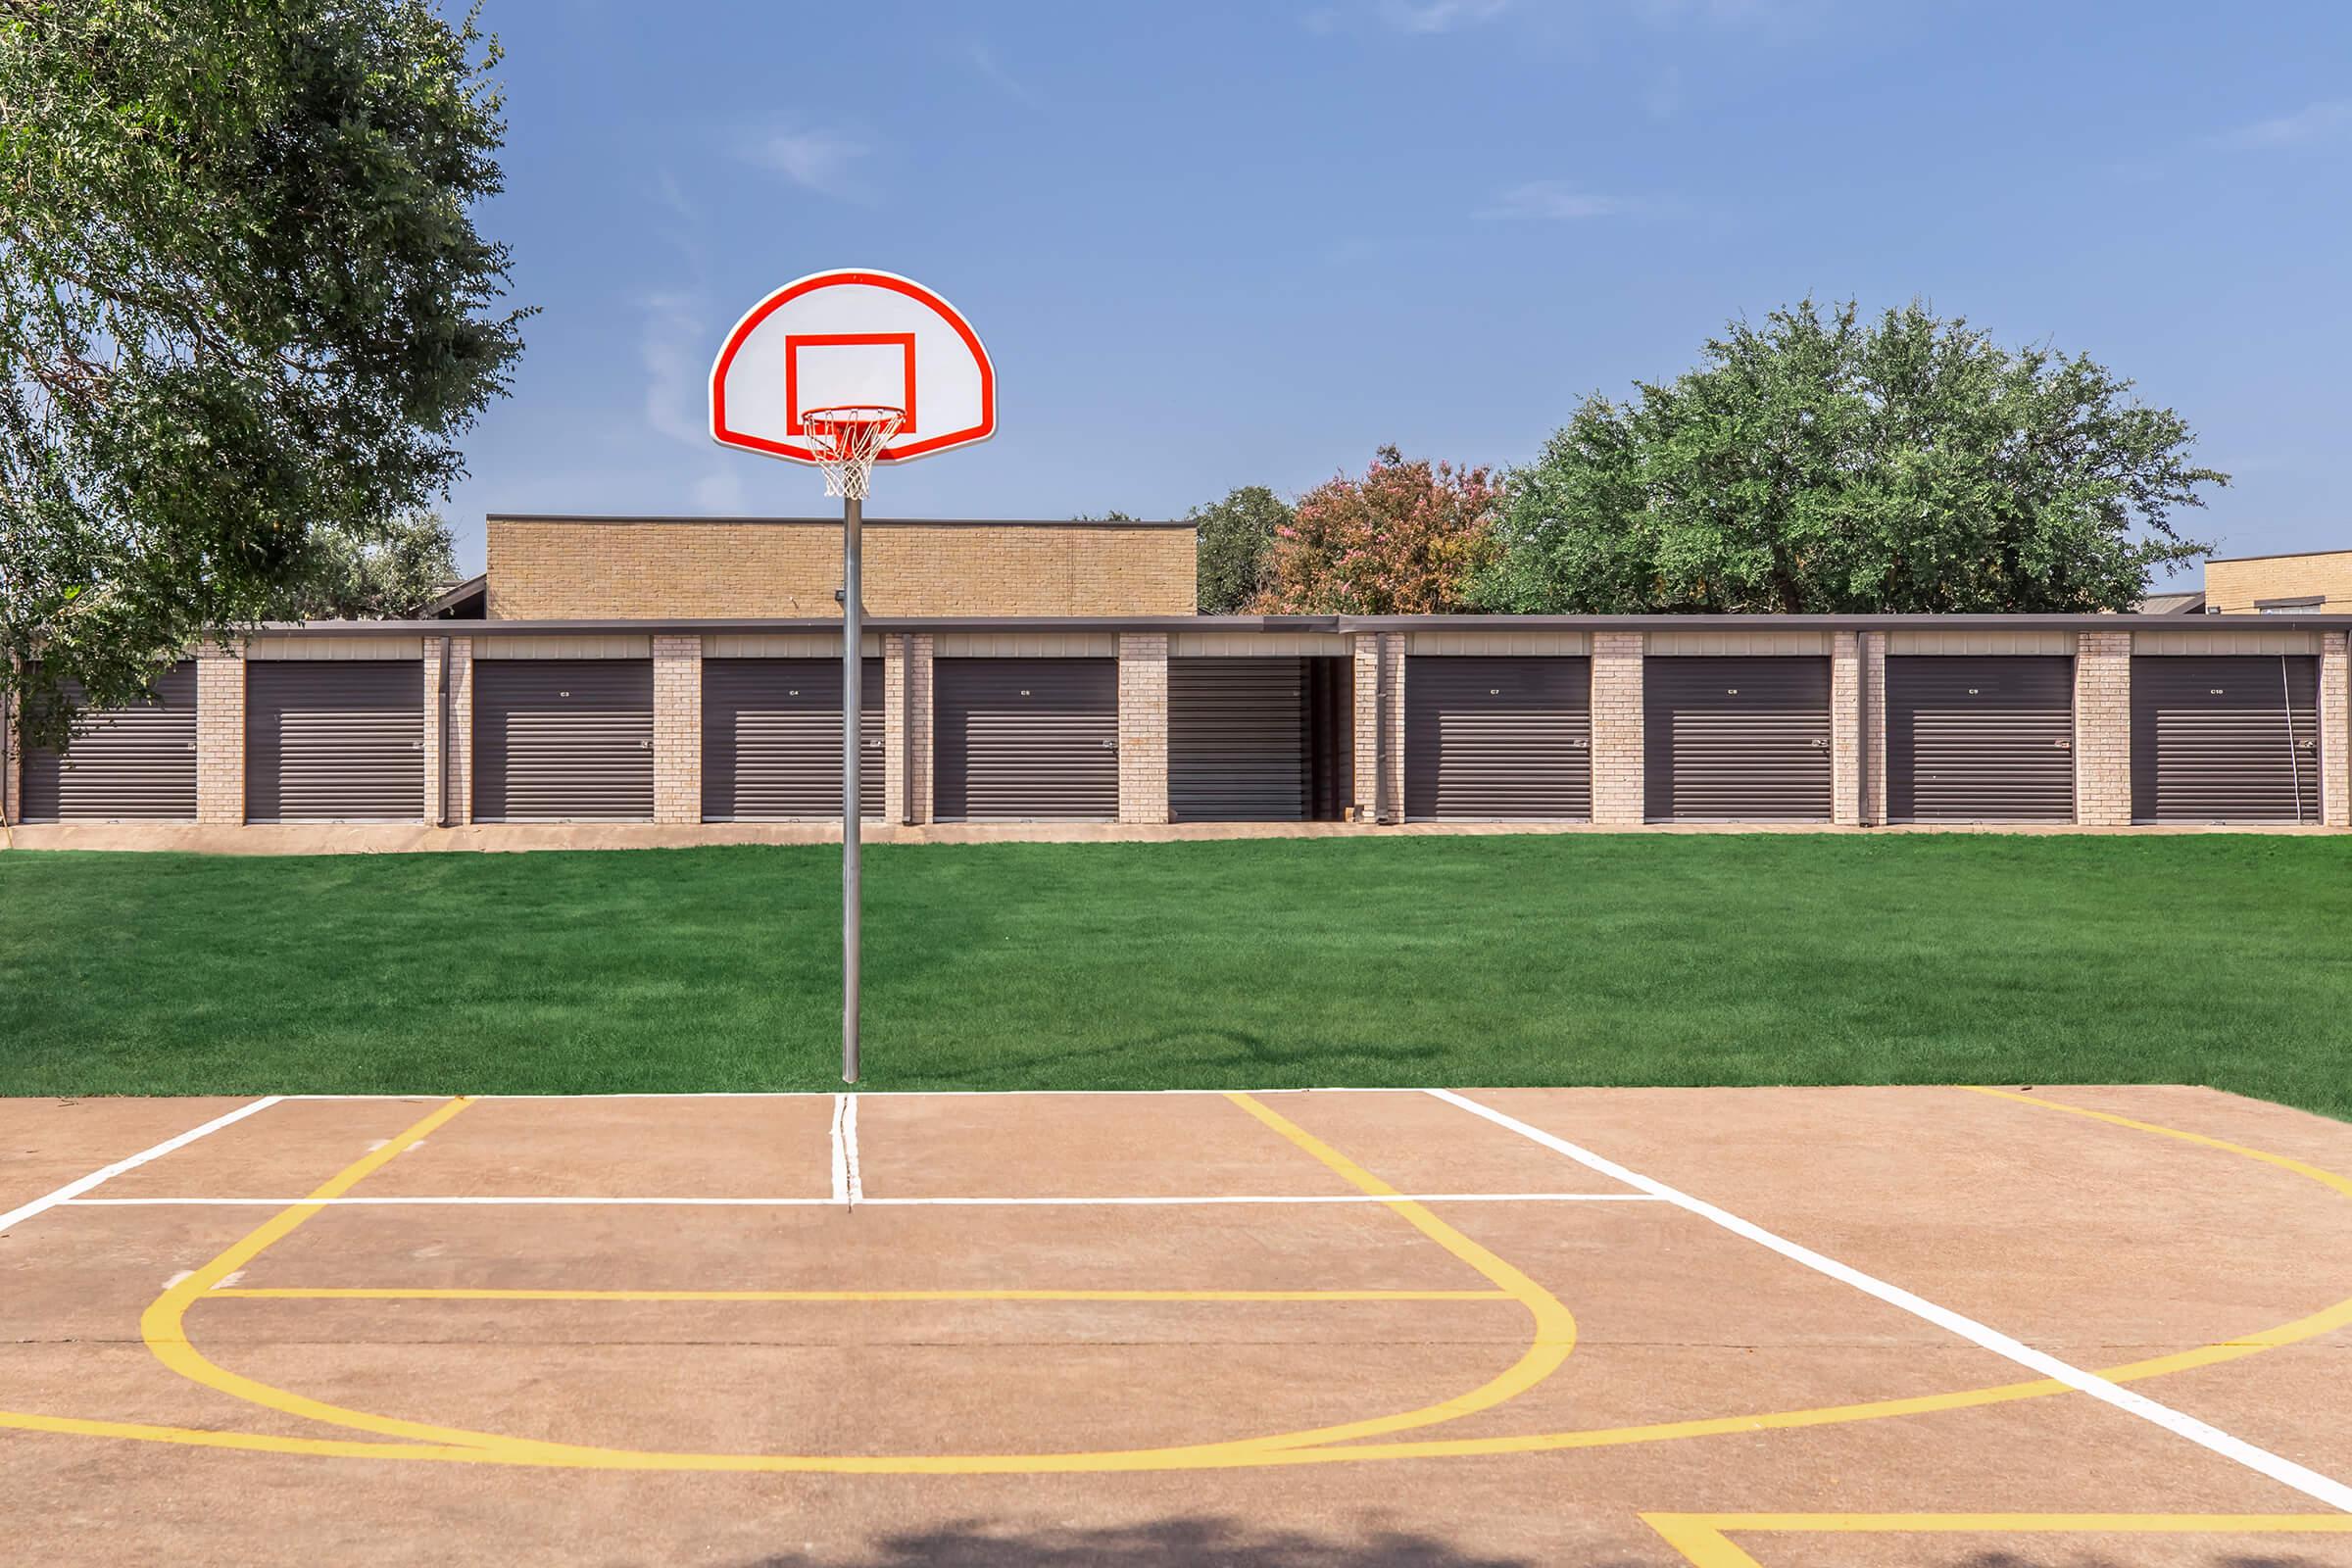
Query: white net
xmin=801 ymin=405 xmax=905 ymax=500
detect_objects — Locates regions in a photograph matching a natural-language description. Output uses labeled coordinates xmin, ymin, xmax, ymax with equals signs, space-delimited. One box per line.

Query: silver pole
xmin=842 ymin=494 xmax=862 ymax=1084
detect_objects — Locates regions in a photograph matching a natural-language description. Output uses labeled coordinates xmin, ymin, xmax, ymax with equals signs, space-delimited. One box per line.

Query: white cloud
xmin=746 ymin=126 xmax=874 ymax=199
xmin=2214 ymin=99 xmax=2352 ymax=151
xmin=638 ymin=289 xmax=708 ymax=449
xmin=1379 ymin=0 xmax=1508 ymax=31
xmin=964 ymin=40 xmax=1041 ymax=107
xmin=1476 ymin=180 xmax=1624 ymax=220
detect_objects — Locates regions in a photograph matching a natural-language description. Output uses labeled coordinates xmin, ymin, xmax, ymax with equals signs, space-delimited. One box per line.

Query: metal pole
xmin=842 ymin=495 xmax=862 ymax=1084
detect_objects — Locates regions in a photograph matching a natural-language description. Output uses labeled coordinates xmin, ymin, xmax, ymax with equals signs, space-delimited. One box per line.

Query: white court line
xmin=828 ymin=1095 xmax=851 ymax=1204
xmin=284 ymin=1087 xmax=1427 ymax=1101
xmin=841 ymin=1094 xmax=863 ymax=1203
xmin=0 ymin=1097 xmax=283 ymax=1234
xmin=1427 ymin=1087 xmax=2352 ymax=1515
xmin=63 ymin=1191 xmax=1663 ymax=1208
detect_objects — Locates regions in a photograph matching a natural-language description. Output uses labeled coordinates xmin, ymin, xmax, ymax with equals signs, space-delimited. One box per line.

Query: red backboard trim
xmin=783 ymin=332 xmax=918 ymax=436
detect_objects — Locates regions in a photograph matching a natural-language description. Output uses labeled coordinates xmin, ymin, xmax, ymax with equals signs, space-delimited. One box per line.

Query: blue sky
xmin=445 ymin=0 xmax=2350 ymax=585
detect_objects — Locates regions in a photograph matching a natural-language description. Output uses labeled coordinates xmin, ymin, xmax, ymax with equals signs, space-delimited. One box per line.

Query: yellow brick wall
xmin=2204 ymin=552 xmax=2352 ymax=614
xmin=486 ymin=518 xmax=1197 ymax=619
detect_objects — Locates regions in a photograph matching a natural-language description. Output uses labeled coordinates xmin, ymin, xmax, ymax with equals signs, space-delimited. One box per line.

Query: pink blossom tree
xmin=1251 ymin=446 xmax=1499 ymax=614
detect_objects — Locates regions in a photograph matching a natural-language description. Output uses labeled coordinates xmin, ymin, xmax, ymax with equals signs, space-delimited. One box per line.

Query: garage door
xmin=245 ymin=661 xmax=424 ymax=822
xmin=20 ymin=662 xmax=198 ymax=821
xmin=1886 ymin=656 xmax=2075 ymax=822
xmin=1404 ymin=657 xmax=1592 ymax=820
xmin=1644 ymin=656 xmax=1831 ymax=821
xmin=934 ymin=658 xmax=1117 ymax=821
xmin=702 ymin=658 xmax=883 ymax=821
xmin=472 ymin=660 xmax=654 ymax=822
xmin=1170 ymin=659 xmax=1306 ymax=821
xmin=2132 ymin=655 xmax=2320 ymax=823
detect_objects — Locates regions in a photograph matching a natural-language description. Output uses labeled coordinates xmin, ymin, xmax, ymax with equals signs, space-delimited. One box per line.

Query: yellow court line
xmin=0 ymin=1084 xmax=2337 ymax=1473
xmin=208 ymin=1287 xmax=1513 ymax=1303
xmin=1964 ymin=1086 xmax=2352 ymax=1200
xmin=1219 ymin=1092 xmax=1579 ymax=1451
xmin=1642 ymin=1512 xmax=2352 ymax=1568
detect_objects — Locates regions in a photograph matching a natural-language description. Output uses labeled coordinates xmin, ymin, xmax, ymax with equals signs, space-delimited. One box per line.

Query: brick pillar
xmin=1831 ymin=631 xmax=1862 ymax=826
xmin=884 ymin=634 xmax=908 ymax=825
xmin=652 ymin=634 xmax=703 ymax=824
xmin=447 ymin=637 xmax=474 ymax=825
xmin=1351 ymin=633 xmax=1381 ymax=822
xmin=1862 ymin=630 xmax=1887 ymax=826
xmin=2321 ymin=630 xmax=2350 ymax=828
xmin=2075 ymin=630 xmax=2132 ymax=826
xmin=1590 ymin=631 xmax=1645 ymax=825
xmin=3 ymin=668 xmax=20 ymax=828
xmin=422 ymin=639 xmax=446 ymax=825
xmin=195 ymin=647 xmax=245 ymax=825
xmin=1383 ymin=635 xmax=1405 ymax=823
xmin=1117 ymin=632 xmax=1169 ymax=824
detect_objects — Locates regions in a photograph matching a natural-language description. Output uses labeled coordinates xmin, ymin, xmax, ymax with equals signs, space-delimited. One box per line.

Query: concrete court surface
xmin=1 ymin=1083 xmax=2349 ymax=1565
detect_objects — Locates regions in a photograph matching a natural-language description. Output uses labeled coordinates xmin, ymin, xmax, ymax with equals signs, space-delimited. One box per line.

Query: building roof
xmin=2136 ymin=590 xmax=2206 ymax=614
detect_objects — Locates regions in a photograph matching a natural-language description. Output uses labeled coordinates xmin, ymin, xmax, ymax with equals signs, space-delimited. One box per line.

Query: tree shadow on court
xmin=736 ymin=1516 xmax=1624 ymax=1567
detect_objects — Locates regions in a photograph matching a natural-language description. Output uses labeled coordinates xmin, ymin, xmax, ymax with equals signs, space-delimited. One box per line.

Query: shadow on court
xmin=737 ymin=1518 xmax=1556 ymax=1566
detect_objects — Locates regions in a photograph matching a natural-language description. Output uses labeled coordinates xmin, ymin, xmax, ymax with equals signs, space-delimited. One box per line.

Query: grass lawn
xmin=2 ymin=835 xmax=2348 ymax=1117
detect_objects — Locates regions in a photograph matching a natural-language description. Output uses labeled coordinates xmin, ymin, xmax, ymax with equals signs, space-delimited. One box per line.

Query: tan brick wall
xmin=195 ymin=650 xmax=244 ymax=825
xmin=2204 ymin=552 xmax=2352 ymax=614
xmin=2075 ymin=630 xmax=2132 ymax=825
xmin=1831 ymin=632 xmax=1862 ymax=825
xmin=2323 ymin=630 xmax=2350 ymax=828
xmin=1384 ymin=636 xmax=1405 ymax=822
xmin=447 ymin=637 xmax=474 ymax=825
xmin=486 ymin=518 xmax=1197 ymax=619
xmin=652 ymin=635 xmax=702 ymax=824
xmin=1590 ymin=631 xmax=1644 ymax=825
xmin=904 ymin=634 xmax=934 ymax=824
xmin=1117 ymin=633 xmax=1169 ymax=824
xmin=2 ymin=681 xmax=19 ymax=826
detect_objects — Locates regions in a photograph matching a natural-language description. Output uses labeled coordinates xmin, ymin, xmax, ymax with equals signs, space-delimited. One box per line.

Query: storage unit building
xmin=934 ymin=657 xmax=1117 ymax=821
xmin=1644 ymin=655 xmax=1832 ymax=822
xmin=1886 ymin=656 xmax=2075 ymax=822
xmin=1168 ymin=657 xmax=1351 ymax=821
xmin=1403 ymin=656 xmax=1592 ymax=821
xmin=702 ymin=658 xmax=884 ymax=820
xmin=245 ymin=661 xmax=425 ymax=822
xmin=2131 ymin=654 xmax=2320 ymax=823
xmin=19 ymin=662 xmax=199 ymax=821
xmin=471 ymin=658 xmax=655 ymax=822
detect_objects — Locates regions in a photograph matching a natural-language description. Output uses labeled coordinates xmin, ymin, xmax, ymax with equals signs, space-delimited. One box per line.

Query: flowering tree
xmin=1251 ymin=447 xmax=1499 ymax=614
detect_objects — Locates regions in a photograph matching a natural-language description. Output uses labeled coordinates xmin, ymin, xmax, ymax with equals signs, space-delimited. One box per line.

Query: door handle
xmin=1100 ymin=738 xmax=1117 ymax=751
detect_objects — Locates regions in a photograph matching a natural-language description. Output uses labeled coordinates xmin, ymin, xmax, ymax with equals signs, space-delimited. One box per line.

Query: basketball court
xmin=4 ymin=1082 xmax=2349 ymax=1563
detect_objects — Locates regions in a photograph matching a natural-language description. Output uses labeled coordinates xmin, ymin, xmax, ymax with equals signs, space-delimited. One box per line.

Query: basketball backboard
xmin=709 ymin=269 xmax=995 ymax=466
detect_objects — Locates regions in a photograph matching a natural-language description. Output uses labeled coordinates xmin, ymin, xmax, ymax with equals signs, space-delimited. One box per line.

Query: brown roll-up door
xmin=702 ymin=658 xmax=883 ymax=821
xmin=245 ymin=661 xmax=424 ymax=822
xmin=1169 ymin=658 xmax=1307 ymax=821
xmin=1403 ymin=657 xmax=1592 ymax=820
xmin=934 ymin=658 xmax=1117 ymax=821
xmin=20 ymin=662 xmax=198 ymax=821
xmin=1644 ymin=656 xmax=1831 ymax=821
xmin=472 ymin=659 xmax=653 ymax=823
xmin=1886 ymin=656 xmax=2075 ymax=823
xmin=2132 ymin=655 xmax=2320 ymax=823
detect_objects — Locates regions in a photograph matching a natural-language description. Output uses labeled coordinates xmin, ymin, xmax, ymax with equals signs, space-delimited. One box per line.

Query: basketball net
xmin=801 ymin=405 xmax=905 ymax=501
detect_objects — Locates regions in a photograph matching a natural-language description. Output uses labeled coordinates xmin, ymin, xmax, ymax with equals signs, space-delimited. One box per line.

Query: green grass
xmin=2 ymin=836 xmax=2349 ymax=1116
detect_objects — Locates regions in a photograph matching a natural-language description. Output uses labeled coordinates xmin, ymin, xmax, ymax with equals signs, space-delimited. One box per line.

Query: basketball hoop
xmin=800 ymin=405 xmax=905 ymax=500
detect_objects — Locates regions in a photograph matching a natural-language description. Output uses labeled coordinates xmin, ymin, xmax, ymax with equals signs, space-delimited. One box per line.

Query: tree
xmin=1252 ymin=448 xmax=1498 ymax=614
xmin=1473 ymin=300 xmax=2225 ymax=615
xmin=272 ymin=511 xmax=461 ymax=620
xmin=1 ymin=0 xmax=526 ymax=744
xmin=1191 ymin=485 xmax=1291 ymax=613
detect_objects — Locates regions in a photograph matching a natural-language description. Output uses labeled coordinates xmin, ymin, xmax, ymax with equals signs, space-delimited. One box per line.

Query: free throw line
xmin=0 ymin=1097 xmax=283 ymax=1235
xmin=1428 ymin=1087 xmax=2352 ymax=1514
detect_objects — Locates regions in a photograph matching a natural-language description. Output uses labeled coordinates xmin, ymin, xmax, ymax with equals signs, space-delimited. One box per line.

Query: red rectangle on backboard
xmin=784 ymin=332 xmax=918 ymax=436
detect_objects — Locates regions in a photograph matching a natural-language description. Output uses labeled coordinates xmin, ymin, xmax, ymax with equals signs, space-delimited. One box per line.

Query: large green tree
xmin=1474 ymin=300 xmax=2225 ymax=614
xmin=272 ymin=509 xmax=461 ymax=620
xmin=1 ymin=0 xmax=525 ymax=742
xmin=1191 ymin=484 xmax=1290 ymax=613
